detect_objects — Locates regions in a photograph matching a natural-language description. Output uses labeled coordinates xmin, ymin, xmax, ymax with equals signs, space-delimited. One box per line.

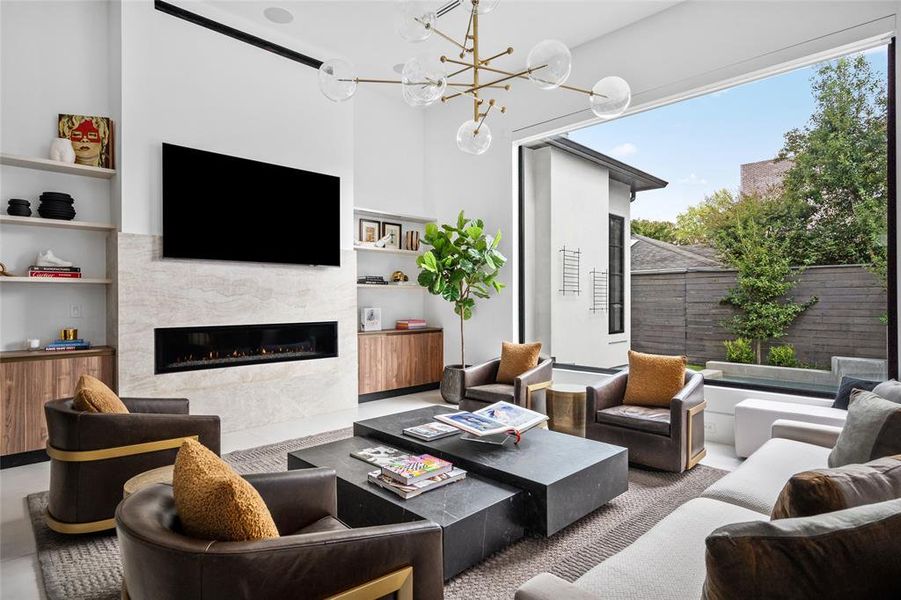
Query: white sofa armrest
xmin=515 ymin=574 xmax=598 ymax=600
xmin=771 ymin=419 xmax=842 ymax=449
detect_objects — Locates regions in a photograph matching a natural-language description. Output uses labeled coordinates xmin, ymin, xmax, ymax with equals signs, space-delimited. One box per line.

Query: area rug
xmin=27 ymin=429 xmax=725 ymax=600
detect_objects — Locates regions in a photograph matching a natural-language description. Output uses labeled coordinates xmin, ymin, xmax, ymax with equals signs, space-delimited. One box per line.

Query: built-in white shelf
xmin=0 ymin=276 xmax=112 ymax=285
xmin=357 ymin=284 xmax=423 ymax=291
xmin=353 ymin=245 xmax=421 ymax=257
xmin=0 ymin=214 xmax=116 ymax=232
xmin=354 ymin=207 xmax=436 ymax=225
xmin=0 ymin=153 xmax=116 ymax=179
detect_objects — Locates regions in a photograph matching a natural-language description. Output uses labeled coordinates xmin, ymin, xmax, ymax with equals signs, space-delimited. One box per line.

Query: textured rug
xmin=27 ymin=428 xmax=725 ymax=600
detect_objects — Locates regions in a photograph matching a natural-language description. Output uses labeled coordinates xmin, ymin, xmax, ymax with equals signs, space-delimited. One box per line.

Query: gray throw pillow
xmin=873 ymin=379 xmax=901 ymax=404
xmin=828 ymin=390 xmax=901 ymax=468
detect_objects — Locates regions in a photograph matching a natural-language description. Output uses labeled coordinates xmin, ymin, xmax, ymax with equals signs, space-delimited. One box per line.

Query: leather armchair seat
xmin=460 ymin=355 xmax=553 ymax=413
xmin=116 ymin=469 xmax=444 ymax=600
xmin=586 ymin=371 xmax=706 ymax=473
xmin=44 ymin=397 xmax=220 ymax=534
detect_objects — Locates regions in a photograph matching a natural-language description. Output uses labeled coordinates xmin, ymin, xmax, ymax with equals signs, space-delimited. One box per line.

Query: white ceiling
xmin=206 ymin=1 xmax=680 ymax=75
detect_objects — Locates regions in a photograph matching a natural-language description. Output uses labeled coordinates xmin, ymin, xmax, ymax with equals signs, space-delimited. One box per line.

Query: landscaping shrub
xmin=768 ymin=344 xmax=799 ymax=368
xmin=723 ymin=338 xmax=754 ymax=364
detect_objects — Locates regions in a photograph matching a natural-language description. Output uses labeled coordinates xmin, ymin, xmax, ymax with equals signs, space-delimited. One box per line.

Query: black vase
xmin=7 ymin=199 xmax=31 ymax=217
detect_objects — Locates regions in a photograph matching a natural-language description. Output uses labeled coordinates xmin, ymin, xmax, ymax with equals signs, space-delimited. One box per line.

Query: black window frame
xmin=608 ymin=214 xmax=625 ymax=334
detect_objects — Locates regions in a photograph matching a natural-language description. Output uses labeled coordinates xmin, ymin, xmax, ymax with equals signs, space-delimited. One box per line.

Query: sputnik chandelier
xmin=317 ymin=0 xmax=631 ymax=155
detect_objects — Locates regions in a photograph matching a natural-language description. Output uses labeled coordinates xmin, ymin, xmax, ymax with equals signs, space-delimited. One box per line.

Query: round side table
xmin=123 ymin=465 xmax=175 ymax=499
xmin=546 ymin=383 xmax=587 ymax=437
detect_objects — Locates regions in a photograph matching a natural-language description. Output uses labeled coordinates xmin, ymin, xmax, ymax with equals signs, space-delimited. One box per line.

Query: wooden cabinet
xmin=358 ymin=329 xmax=443 ymax=396
xmin=1 ymin=347 xmax=115 ymax=456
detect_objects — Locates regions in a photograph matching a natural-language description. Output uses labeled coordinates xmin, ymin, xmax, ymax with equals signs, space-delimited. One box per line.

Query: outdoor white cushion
xmin=734 ymin=398 xmax=846 ymax=458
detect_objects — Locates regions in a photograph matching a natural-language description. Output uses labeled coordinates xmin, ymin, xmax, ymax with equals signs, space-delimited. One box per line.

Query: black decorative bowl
xmin=7 ymin=205 xmax=32 ymax=217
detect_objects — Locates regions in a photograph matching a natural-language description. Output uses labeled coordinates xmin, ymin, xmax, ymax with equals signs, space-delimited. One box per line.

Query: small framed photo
xmin=360 ymin=307 xmax=382 ymax=332
xmin=381 ymin=222 xmax=402 ymax=250
xmin=359 ymin=219 xmax=381 ymax=244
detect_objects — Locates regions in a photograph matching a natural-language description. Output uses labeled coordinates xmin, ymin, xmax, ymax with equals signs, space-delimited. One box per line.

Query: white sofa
xmin=514 ymin=420 xmax=843 ymax=600
xmin=733 ymin=397 xmax=846 ymax=457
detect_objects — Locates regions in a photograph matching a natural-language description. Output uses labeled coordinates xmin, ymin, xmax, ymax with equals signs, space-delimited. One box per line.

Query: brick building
xmin=740 ymin=158 xmax=793 ymax=196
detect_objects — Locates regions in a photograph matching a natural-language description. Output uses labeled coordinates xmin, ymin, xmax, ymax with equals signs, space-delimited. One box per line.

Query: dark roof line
xmin=632 ymin=234 xmax=723 ymax=267
xmin=539 ymin=137 xmax=669 ymax=194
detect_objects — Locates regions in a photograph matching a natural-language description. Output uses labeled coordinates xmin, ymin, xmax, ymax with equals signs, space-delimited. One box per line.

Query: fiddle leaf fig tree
xmin=416 ymin=211 xmax=506 ymax=367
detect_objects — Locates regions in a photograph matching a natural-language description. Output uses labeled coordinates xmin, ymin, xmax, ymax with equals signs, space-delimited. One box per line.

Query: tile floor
xmin=0 ymin=390 xmax=741 ymax=600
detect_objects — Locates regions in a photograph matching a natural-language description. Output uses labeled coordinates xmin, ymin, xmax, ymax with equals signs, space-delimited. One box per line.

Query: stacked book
xmin=28 ymin=266 xmax=81 ymax=279
xmin=350 ymin=446 xmax=466 ymax=499
xmin=396 ymin=319 xmax=427 ymax=330
xmin=45 ymin=338 xmax=91 ymax=351
xmin=357 ymin=275 xmax=388 ymax=285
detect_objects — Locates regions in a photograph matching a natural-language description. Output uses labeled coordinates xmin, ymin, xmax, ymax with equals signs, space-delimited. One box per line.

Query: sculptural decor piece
xmin=49 ymin=137 xmax=76 ymax=164
xmin=58 ymin=114 xmax=114 ymax=168
xmin=36 ymin=249 xmax=74 ymax=268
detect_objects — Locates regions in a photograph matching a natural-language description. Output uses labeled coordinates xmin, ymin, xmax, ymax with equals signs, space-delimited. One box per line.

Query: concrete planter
xmin=705 ymin=361 xmax=834 ymax=386
xmin=440 ymin=365 xmax=466 ymax=404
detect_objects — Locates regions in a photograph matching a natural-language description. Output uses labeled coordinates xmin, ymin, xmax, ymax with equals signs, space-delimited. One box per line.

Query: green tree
xmin=631 ymin=218 xmax=678 ymax=243
xmin=720 ymin=220 xmax=817 ymax=363
xmin=674 ymin=189 xmax=737 ymax=245
xmin=416 ymin=211 xmax=506 ymax=366
xmin=778 ymin=54 xmax=887 ymax=266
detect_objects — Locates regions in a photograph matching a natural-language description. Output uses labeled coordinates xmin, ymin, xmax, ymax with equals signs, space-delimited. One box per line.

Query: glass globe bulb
xmin=401 ymin=55 xmax=447 ymax=107
xmin=464 ymin=0 xmax=501 ymax=15
xmin=318 ymin=59 xmax=357 ymax=102
xmin=589 ymin=76 xmax=631 ymax=119
xmin=396 ymin=1 xmax=436 ymax=42
xmin=526 ymin=39 xmax=572 ymax=90
xmin=456 ymin=120 xmax=492 ymax=155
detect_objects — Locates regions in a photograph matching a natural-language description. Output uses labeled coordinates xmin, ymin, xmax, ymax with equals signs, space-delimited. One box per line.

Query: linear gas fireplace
xmin=154 ymin=322 xmax=338 ymax=374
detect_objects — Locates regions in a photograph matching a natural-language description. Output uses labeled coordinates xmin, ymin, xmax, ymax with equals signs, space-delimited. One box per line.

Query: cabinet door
xmin=358 ymin=335 xmax=385 ymax=395
xmin=1 ymin=362 xmax=29 ymax=455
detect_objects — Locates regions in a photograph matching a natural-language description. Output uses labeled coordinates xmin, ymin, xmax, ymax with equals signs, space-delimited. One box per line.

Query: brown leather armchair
xmin=586 ymin=371 xmax=706 ymax=473
xmin=116 ymin=469 xmax=445 ymax=600
xmin=44 ymin=397 xmax=220 ymax=534
xmin=460 ymin=355 xmax=554 ymax=413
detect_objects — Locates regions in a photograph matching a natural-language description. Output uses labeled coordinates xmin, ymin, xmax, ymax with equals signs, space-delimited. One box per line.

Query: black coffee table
xmin=354 ymin=406 xmax=629 ymax=536
xmin=287 ymin=436 xmax=526 ymax=579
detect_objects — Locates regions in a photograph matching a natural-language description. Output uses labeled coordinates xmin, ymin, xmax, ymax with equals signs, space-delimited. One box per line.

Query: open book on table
xmin=434 ymin=401 xmax=548 ymax=438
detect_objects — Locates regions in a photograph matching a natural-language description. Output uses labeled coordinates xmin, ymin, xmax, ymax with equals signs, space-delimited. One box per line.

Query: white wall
xmin=0 ymin=0 xmax=114 ymax=350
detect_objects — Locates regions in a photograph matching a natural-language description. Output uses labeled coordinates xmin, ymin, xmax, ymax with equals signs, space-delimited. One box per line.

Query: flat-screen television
xmin=162 ymin=143 xmax=340 ymax=266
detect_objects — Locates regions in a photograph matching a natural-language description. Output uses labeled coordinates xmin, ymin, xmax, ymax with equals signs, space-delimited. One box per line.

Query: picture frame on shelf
xmin=359 ymin=219 xmax=381 ymax=243
xmin=381 ymin=222 xmax=402 ymax=250
xmin=360 ymin=307 xmax=382 ymax=332
xmin=58 ymin=114 xmax=115 ymax=168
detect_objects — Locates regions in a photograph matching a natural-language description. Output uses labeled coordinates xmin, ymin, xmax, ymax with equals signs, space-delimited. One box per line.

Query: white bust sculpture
xmin=36 ymin=249 xmax=74 ymax=267
xmin=49 ymin=138 xmax=76 ymax=164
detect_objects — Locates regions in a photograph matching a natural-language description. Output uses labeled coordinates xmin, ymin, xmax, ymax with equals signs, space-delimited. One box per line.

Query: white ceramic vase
xmin=49 ymin=137 xmax=76 ymax=164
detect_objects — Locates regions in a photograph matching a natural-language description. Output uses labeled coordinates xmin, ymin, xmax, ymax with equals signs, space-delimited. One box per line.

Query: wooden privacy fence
xmin=631 ymin=265 xmax=887 ymax=368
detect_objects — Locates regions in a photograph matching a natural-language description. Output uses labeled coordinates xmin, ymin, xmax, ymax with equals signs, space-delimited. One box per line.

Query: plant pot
xmin=440 ymin=364 xmax=466 ymax=404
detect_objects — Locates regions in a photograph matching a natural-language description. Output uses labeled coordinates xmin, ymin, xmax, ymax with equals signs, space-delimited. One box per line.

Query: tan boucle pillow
xmin=173 ymin=439 xmax=279 ymax=541
xmin=496 ymin=341 xmax=542 ymax=384
xmin=73 ymin=374 xmax=128 ymax=413
xmin=623 ymin=350 xmax=687 ymax=407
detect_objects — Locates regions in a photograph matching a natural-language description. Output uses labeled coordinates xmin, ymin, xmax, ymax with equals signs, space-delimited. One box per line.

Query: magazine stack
xmin=350 ymin=446 xmax=466 ymax=499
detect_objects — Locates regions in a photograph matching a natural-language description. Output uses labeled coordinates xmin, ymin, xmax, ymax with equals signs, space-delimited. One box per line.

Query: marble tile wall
xmin=114 ymin=233 xmax=358 ymax=432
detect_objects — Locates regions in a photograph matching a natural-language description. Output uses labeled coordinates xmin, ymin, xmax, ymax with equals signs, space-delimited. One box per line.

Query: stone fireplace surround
xmin=111 ymin=233 xmax=358 ymax=432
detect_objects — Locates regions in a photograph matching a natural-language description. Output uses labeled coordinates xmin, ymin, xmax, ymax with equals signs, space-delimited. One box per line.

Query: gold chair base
xmin=45 ymin=510 xmax=115 ymax=534
xmin=327 ymin=566 xmax=413 ymax=600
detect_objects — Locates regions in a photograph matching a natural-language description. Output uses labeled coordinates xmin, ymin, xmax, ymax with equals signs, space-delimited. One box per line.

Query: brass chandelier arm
xmin=443 ymin=65 xmax=545 ymax=102
xmin=442 ymin=58 xmax=607 ymax=98
xmin=480 ymin=47 xmax=514 ymax=66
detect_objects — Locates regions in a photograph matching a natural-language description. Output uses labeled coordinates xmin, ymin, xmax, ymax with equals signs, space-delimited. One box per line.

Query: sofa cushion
xmin=574 ymin=498 xmax=764 ymax=600
xmin=772 ymin=455 xmax=901 ymax=519
xmin=623 ymin=350 xmax=686 ymax=408
xmin=703 ymin=498 xmax=901 ymax=600
xmin=702 ymin=437 xmax=830 ymax=514
xmin=734 ymin=398 xmax=847 ymax=458
xmin=173 ymin=439 xmax=279 ymax=541
xmin=596 ymin=405 xmax=670 ymax=435
xmin=832 ymin=376 xmax=879 ymax=410
xmin=466 ymin=383 xmax=514 ymax=404
xmin=872 ymin=379 xmax=901 ymax=403
xmin=829 ymin=390 xmax=901 ymax=467
xmin=496 ymin=341 xmax=542 ymax=384
xmin=73 ymin=374 xmax=128 ymax=414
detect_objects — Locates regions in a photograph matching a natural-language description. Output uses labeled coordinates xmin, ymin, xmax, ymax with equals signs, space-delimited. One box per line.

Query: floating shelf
xmin=354 ymin=246 xmax=421 ymax=256
xmin=0 ymin=153 xmax=116 ymax=179
xmin=354 ymin=207 xmax=436 ymax=225
xmin=1 ymin=345 xmax=115 ymax=361
xmin=0 ymin=215 xmax=116 ymax=232
xmin=0 ymin=276 xmax=112 ymax=285
xmin=357 ymin=284 xmax=423 ymax=291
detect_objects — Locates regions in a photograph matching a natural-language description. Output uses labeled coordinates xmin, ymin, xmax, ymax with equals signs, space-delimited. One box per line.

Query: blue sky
xmin=569 ymin=48 xmax=888 ymax=222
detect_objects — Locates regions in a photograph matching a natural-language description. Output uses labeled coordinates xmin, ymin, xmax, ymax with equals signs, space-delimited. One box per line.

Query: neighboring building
xmin=631 ymin=235 xmax=723 ymax=272
xmin=740 ymin=158 xmax=793 ymax=196
xmin=521 ymin=138 xmax=667 ymax=369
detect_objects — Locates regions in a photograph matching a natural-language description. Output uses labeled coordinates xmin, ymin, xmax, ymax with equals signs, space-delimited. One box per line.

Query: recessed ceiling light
xmin=392 ymin=63 xmax=405 ymax=74
xmin=263 ymin=7 xmax=293 ymax=24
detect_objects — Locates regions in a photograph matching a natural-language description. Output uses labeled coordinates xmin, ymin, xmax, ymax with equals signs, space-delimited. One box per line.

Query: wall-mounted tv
xmin=162 ymin=143 xmax=340 ymax=266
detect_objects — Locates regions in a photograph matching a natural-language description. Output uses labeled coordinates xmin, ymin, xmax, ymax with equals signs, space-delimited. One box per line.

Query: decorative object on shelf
xmin=6 ymin=199 xmax=31 ymax=217
xmin=25 ymin=338 xmax=41 ymax=351
xmin=36 ymin=249 xmax=74 ymax=267
xmin=396 ymin=319 xmax=428 ymax=330
xmin=381 ymin=222 xmax=402 ymax=250
xmin=37 ymin=191 xmax=76 ymax=220
xmin=404 ymin=230 xmax=421 ymax=251
xmin=0 ymin=262 xmax=11 ymax=277
xmin=559 ymin=246 xmax=581 ymax=295
xmin=358 ymin=275 xmax=389 ymax=285
xmin=589 ymin=268 xmax=607 ymax=313
xmin=373 ymin=233 xmax=394 ymax=248
xmin=359 ymin=218 xmax=381 ymax=243
xmin=360 ymin=307 xmax=382 ymax=332
xmin=391 ymin=270 xmax=410 ymax=283
xmin=417 ymin=210 xmax=506 ymax=402
xmin=58 ymin=114 xmax=114 ymax=168
xmin=27 ymin=265 xmax=82 ymax=278
xmin=49 ymin=137 xmax=76 ymax=164
xmin=45 ymin=336 xmax=91 ymax=351
xmin=318 ymin=0 xmax=631 ymax=155
xmin=60 ymin=328 xmax=78 ymax=341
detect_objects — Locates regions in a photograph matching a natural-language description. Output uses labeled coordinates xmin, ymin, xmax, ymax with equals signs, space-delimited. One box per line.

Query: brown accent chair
xmin=44 ymin=397 xmax=220 ymax=534
xmin=116 ymin=469 xmax=444 ymax=600
xmin=586 ymin=371 xmax=706 ymax=473
xmin=460 ymin=355 xmax=554 ymax=413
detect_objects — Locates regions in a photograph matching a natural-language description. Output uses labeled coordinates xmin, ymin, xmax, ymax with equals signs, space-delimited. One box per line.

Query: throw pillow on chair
xmin=496 ymin=341 xmax=542 ymax=384
xmin=623 ymin=350 xmax=687 ymax=408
